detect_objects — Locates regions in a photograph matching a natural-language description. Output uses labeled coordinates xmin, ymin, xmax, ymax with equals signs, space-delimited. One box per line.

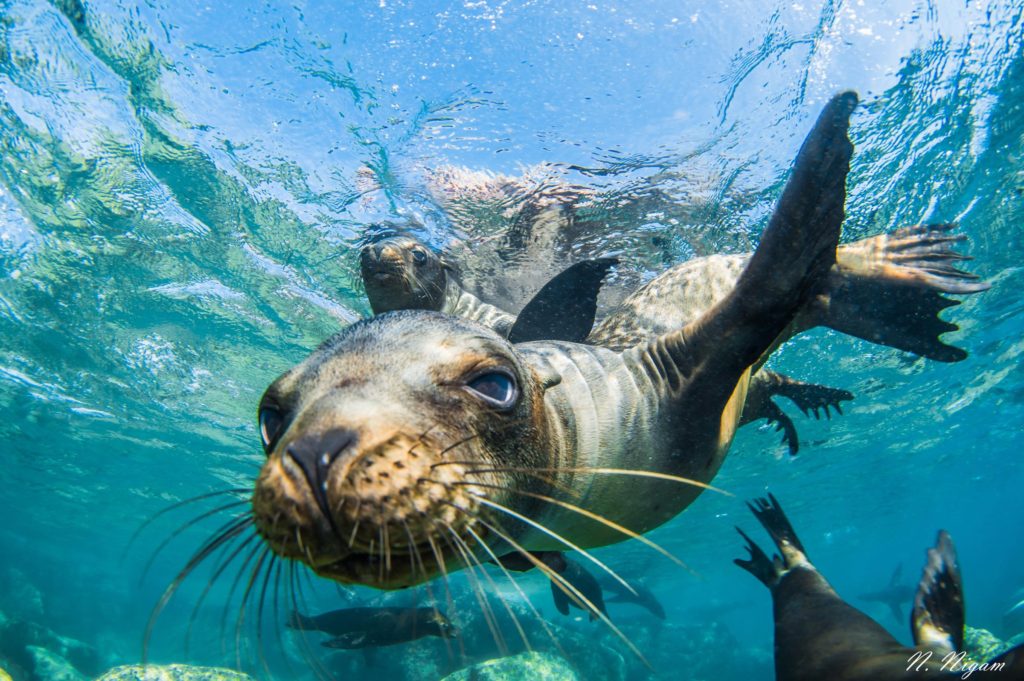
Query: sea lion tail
xmin=911 ymin=530 xmax=964 ymax=655
xmin=810 ymin=224 xmax=990 ymax=362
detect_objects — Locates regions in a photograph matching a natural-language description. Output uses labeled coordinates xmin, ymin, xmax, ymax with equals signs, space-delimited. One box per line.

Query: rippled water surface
xmin=1 ymin=1 xmax=1023 ymax=679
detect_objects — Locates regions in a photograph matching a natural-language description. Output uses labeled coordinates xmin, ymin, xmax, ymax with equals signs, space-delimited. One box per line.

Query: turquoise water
xmin=1 ymin=1 xmax=1023 ymax=679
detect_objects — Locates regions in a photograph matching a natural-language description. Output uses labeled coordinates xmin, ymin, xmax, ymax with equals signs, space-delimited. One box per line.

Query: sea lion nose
xmin=286 ymin=428 xmax=358 ymax=517
xmin=377 ymin=243 xmax=401 ymax=261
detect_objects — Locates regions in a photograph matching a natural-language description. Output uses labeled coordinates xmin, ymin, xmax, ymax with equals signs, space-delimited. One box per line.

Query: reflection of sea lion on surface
xmin=735 ymin=495 xmax=1024 ymax=680
xmin=286 ymin=607 xmax=457 ymax=649
xmin=245 ymin=92 xmax=989 ymax=593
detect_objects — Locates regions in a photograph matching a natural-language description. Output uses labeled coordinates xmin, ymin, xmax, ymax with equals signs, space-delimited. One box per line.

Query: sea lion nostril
xmin=285 ymin=428 xmax=358 ymax=517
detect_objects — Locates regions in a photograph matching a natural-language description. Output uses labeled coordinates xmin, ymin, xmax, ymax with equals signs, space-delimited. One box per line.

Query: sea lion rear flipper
xmin=746 ymin=493 xmax=810 ymax=569
xmin=911 ymin=530 xmax=963 ymax=655
xmin=648 ymin=93 xmax=856 ymax=404
xmin=733 ymin=526 xmax=780 ymax=588
xmin=508 ymin=258 xmax=619 ymax=343
xmin=814 ymin=224 xmax=990 ymax=362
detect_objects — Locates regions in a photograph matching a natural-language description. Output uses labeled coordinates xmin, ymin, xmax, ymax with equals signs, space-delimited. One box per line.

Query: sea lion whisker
xmin=184 ymin=531 xmax=260 ymax=657
xmin=285 ymin=563 xmax=332 ymax=681
xmin=441 ymin=520 xmax=531 ymax=654
xmin=139 ymin=501 xmax=251 ymax=583
xmin=468 ymin=513 xmax=653 ymax=671
xmin=471 ymin=495 xmax=639 ymax=598
xmin=124 ymin=488 xmax=250 ymax=558
xmin=423 ymin=530 xmax=469 ymax=662
xmin=143 ymin=517 xmax=254 ymax=661
xmin=431 ymin=417 xmax=533 ymax=462
xmin=402 ymin=521 xmax=458 ymax=667
xmin=455 ymin=464 xmax=734 ymax=496
xmin=347 ymin=500 xmax=363 ymax=548
xmin=462 ymin=523 xmax=569 ymax=660
xmin=453 ymin=469 xmax=580 ymax=499
xmin=383 ymin=521 xmax=393 ymax=575
xmin=440 ymin=523 xmax=511 ymax=657
xmin=218 ymin=539 xmax=264 ymax=657
xmin=453 ymin=480 xmax=696 ymax=576
xmin=253 ymin=553 xmax=277 ymax=680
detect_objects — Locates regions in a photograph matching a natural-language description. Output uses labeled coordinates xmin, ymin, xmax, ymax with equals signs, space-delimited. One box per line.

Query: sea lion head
xmin=252 ymin=311 xmax=556 ymax=589
xmin=360 ymin=236 xmax=451 ymax=314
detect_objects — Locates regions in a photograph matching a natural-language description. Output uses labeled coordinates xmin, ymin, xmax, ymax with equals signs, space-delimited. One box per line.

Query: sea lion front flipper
xmin=508 ymin=258 xmax=619 ymax=343
xmin=768 ymin=372 xmax=854 ymax=420
xmin=652 ymin=93 xmax=856 ymax=403
xmin=760 ymin=399 xmax=800 ymax=455
xmin=911 ymin=530 xmax=963 ymax=655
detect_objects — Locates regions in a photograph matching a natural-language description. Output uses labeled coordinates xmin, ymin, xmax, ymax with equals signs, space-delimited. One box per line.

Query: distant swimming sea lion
xmin=286 ymin=607 xmax=456 ymax=649
xmin=249 ymin=92 xmax=982 ymax=591
xmin=735 ymin=495 xmax=1024 ymax=680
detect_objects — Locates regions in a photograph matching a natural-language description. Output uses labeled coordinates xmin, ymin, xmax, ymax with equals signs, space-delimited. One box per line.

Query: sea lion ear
xmin=532 ymin=364 xmax=562 ymax=391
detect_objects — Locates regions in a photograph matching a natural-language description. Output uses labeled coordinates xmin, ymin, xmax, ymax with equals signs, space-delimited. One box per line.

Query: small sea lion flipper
xmin=648 ymin=93 xmax=856 ymax=407
xmin=767 ymin=372 xmax=854 ymax=420
xmin=911 ymin=530 xmax=963 ymax=655
xmin=757 ymin=398 xmax=800 ymax=455
xmin=508 ymin=258 xmax=619 ymax=343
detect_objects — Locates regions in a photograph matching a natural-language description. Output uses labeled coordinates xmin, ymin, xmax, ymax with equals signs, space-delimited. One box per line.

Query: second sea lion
xmin=735 ymin=494 xmax=1024 ymax=680
xmin=286 ymin=607 xmax=457 ymax=649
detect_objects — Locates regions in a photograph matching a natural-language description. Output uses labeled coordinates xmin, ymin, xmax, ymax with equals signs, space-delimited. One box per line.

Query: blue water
xmin=1 ymin=1 xmax=1023 ymax=679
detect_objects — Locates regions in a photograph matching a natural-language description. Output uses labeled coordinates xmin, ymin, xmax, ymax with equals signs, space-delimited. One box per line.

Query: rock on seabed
xmin=95 ymin=665 xmax=255 ymax=681
xmin=442 ymin=651 xmax=579 ymax=681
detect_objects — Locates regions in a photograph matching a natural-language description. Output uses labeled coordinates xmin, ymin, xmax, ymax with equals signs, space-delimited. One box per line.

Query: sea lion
xmin=286 ymin=607 xmax=456 ymax=649
xmin=859 ymin=563 xmax=914 ymax=623
xmin=549 ymin=558 xmax=608 ymax=622
xmin=734 ymin=494 xmax=1024 ymax=680
xmin=597 ymin=574 xmax=666 ymax=620
xmin=248 ymin=92 xmax=971 ymax=591
xmin=360 ymin=235 xmax=617 ymax=343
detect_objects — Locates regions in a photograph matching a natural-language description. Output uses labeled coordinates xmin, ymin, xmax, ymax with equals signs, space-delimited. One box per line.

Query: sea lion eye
xmin=259 ymin=405 xmax=285 ymax=454
xmin=411 ymin=248 xmax=427 ymax=265
xmin=466 ymin=370 xmax=518 ymax=409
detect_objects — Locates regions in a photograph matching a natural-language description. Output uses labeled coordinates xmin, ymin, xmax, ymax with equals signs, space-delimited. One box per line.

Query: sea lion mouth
xmin=251 ymin=431 xmax=498 ymax=589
